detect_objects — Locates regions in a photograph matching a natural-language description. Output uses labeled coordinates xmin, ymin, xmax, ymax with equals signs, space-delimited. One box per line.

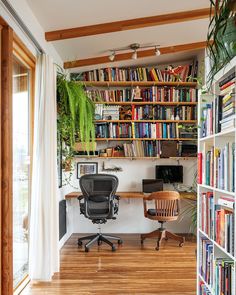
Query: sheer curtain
xmin=29 ymin=54 xmax=59 ymax=281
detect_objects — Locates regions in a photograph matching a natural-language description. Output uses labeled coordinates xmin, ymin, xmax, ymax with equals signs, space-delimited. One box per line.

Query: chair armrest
xmin=77 ymin=195 xmax=84 ymax=201
xmin=113 ymin=194 xmax=120 ymax=200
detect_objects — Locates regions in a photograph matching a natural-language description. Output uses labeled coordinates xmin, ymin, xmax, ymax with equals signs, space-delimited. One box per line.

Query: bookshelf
xmin=197 ymin=56 xmax=236 ymax=295
xmin=73 ymin=64 xmax=198 ymax=159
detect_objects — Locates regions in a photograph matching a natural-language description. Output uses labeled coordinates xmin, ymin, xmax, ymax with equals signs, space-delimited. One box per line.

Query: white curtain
xmin=29 ymin=54 xmax=59 ymax=281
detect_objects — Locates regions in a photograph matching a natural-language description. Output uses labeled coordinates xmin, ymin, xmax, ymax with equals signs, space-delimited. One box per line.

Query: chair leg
xmin=165 ymin=231 xmax=185 ymax=247
xmin=78 ymin=234 xmax=98 ymax=243
xmin=100 ymin=235 xmax=116 ymax=251
xmin=102 ymin=234 xmax=123 ymax=244
xmin=156 ymin=230 xmax=166 ymax=251
xmin=141 ymin=229 xmax=161 ymax=243
xmin=84 ymin=235 xmax=100 ymax=250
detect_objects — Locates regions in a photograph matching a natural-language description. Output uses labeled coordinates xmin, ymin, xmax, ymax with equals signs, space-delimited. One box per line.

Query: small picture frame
xmin=77 ymin=162 xmax=98 ymax=179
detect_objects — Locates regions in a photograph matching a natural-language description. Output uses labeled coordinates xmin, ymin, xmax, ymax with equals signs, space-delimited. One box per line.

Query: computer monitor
xmin=155 ymin=165 xmax=183 ymax=183
xmin=142 ymin=179 xmax=163 ymax=193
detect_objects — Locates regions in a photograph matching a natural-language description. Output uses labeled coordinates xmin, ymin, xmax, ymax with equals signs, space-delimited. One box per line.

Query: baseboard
xmin=59 ymin=231 xmax=72 ymax=249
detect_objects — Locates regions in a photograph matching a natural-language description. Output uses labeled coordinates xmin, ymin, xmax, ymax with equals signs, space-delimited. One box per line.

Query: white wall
xmin=64 ymin=158 xmax=197 ymax=234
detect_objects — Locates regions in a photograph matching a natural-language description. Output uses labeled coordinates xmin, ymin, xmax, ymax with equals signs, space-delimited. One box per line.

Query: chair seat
xmin=80 ymin=200 xmax=118 ymax=216
xmin=147 ymin=209 xmax=178 ymax=216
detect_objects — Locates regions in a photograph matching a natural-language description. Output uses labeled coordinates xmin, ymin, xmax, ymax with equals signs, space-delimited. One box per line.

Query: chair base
xmin=141 ymin=229 xmax=185 ymax=251
xmin=78 ymin=233 xmax=123 ymax=252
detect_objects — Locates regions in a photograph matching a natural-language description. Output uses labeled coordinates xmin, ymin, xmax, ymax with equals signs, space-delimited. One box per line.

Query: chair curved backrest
xmin=143 ymin=191 xmax=180 ymax=221
xmin=79 ymin=174 xmax=119 ymax=220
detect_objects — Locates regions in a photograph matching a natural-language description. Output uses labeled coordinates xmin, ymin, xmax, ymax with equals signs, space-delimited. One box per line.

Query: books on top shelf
xmin=215 ymin=259 xmax=235 ymax=295
xmin=199 ymin=192 xmax=214 ymax=240
xmin=215 ymin=204 xmax=235 ymax=256
xmin=199 ymin=237 xmax=214 ymax=289
xmin=78 ymin=62 xmax=198 ymax=82
xmin=87 ymin=87 xmax=197 ymax=103
xmin=215 ymin=143 xmax=235 ymax=192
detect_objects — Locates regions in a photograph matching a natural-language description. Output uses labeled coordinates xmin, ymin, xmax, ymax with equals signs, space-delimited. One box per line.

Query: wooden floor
xmin=22 ymin=234 xmax=196 ymax=295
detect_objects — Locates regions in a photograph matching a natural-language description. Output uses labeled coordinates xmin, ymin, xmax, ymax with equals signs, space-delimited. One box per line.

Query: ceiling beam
xmin=64 ymin=41 xmax=207 ymax=69
xmin=46 ymin=8 xmax=210 ymax=41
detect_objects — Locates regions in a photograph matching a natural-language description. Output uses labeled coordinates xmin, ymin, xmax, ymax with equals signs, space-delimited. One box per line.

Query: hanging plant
xmin=207 ymin=0 xmax=236 ymax=84
xmin=57 ymin=69 xmax=95 ymax=171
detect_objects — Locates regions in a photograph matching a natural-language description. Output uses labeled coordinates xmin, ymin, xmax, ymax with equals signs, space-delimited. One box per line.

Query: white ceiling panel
xmin=26 ymin=0 xmax=210 ymax=31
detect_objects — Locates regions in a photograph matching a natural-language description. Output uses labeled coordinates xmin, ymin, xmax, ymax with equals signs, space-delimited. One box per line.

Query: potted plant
xmin=207 ymin=0 xmax=236 ymax=84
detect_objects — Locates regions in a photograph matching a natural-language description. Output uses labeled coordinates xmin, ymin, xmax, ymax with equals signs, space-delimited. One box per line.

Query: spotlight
xmin=132 ymin=50 xmax=137 ymax=60
xmin=155 ymin=47 xmax=161 ymax=56
xmin=109 ymin=51 xmax=115 ymax=61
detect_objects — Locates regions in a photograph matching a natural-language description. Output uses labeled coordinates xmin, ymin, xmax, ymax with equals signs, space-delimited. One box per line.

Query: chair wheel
xmin=179 ymin=242 xmax=184 ymax=247
xmin=78 ymin=240 xmax=83 ymax=246
xmin=155 ymin=247 xmax=160 ymax=251
xmin=97 ymin=240 xmax=102 ymax=246
xmin=112 ymin=245 xmax=116 ymax=252
xmin=85 ymin=246 xmax=89 ymax=252
xmin=118 ymin=239 xmax=123 ymax=245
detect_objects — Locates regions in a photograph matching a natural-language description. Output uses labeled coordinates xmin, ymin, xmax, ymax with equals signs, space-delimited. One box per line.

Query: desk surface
xmin=65 ymin=191 xmax=195 ymax=200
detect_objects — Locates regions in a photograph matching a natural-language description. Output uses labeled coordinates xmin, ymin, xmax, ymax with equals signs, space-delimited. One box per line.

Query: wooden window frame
xmin=0 ymin=16 xmax=36 ymax=295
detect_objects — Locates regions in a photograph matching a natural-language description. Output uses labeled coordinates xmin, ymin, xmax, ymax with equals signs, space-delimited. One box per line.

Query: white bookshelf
xmin=197 ymin=56 xmax=236 ymax=295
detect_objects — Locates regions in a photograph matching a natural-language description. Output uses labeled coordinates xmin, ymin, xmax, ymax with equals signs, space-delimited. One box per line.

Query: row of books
xmin=79 ymin=63 xmax=198 ymax=82
xmin=215 ymin=204 xmax=234 ymax=256
xmin=123 ymin=141 xmax=162 ymax=157
xmin=87 ymin=87 xmax=197 ymax=103
xmin=199 ymin=192 xmax=214 ymax=240
xmin=199 ymin=238 xmax=214 ymax=288
xmin=215 ymin=259 xmax=235 ymax=295
xmin=132 ymin=105 xmax=197 ymax=121
xmin=95 ymin=122 xmax=197 ymax=139
xmin=204 ymin=147 xmax=214 ymax=187
xmin=201 ymin=103 xmax=213 ymax=138
xmin=215 ymin=143 xmax=235 ymax=192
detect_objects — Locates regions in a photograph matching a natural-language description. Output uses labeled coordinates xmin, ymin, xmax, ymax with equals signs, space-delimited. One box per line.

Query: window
xmin=12 ymin=38 xmax=35 ymax=289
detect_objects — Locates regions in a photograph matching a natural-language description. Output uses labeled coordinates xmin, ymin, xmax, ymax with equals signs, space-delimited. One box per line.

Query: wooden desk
xmin=65 ymin=191 xmax=195 ymax=200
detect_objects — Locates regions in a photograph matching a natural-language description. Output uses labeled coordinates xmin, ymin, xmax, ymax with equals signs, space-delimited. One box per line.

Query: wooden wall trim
xmin=45 ymin=8 xmax=210 ymax=41
xmin=64 ymin=41 xmax=207 ymax=69
xmin=1 ymin=24 xmax=13 ymax=295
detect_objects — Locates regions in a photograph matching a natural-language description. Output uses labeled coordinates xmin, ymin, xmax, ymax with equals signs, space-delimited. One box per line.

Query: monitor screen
xmin=155 ymin=165 xmax=183 ymax=183
xmin=142 ymin=179 xmax=163 ymax=193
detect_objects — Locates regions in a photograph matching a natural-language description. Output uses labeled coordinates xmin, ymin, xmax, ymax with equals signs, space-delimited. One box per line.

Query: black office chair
xmin=77 ymin=174 xmax=123 ymax=252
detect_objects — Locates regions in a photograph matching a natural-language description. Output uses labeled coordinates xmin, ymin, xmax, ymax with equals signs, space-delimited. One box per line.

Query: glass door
xmin=12 ymin=56 xmax=31 ymax=288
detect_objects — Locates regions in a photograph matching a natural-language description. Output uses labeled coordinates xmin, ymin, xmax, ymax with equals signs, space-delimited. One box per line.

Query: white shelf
xmin=197 ymin=57 xmax=236 ymax=295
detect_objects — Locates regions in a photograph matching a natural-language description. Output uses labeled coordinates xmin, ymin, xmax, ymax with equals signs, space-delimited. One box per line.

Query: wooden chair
xmin=141 ymin=191 xmax=185 ymax=251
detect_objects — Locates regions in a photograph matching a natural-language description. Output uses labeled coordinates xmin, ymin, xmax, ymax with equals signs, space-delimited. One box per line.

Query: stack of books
xmin=96 ymin=123 xmax=132 ymax=138
xmin=215 ymin=205 xmax=234 ymax=256
xmin=215 ymin=143 xmax=235 ymax=192
xmin=78 ymin=63 xmax=198 ymax=82
xmin=199 ymin=282 xmax=211 ymax=295
xmin=199 ymin=237 xmax=214 ymax=288
xmin=201 ymin=103 xmax=213 ymax=138
xmin=215 ymin=259 xmax=235 ymax=295
xmin=199 ymin=192 xmax=214 ymax=239
xmin=95 ymin=104 xmax=120 ymax=120
xmin=215 ymin=72 xmax=235 ymax=133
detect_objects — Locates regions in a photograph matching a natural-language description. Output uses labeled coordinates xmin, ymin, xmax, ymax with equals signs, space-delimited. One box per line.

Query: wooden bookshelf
xmin=95 ymin=137 xmax=197 ymax=141
xmin=74 ymin=156 xmax=196 ymax=160
xmin=95 ymin=119 xmax=197 ymax=123
xmin=81 ymin=81 xmax=197 ymax=88
xmin=93 ymin=101 xmax=197 ymax=106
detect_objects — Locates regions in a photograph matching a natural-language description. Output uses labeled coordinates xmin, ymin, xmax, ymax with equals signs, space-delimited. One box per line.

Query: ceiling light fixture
xmin=109 ymin=51 xmax=116 ymax=61
xmin=108 ymin=43 xmax=160 ymax=61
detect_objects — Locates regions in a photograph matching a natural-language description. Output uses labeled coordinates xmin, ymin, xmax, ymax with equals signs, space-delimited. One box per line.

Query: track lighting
xmin=108 ymin=43 xmax=161 ymax=61
xmin=109 ymin=51 xmax=116 ymax=61
xmin=155 ymin=47 xmax=161 ymax=56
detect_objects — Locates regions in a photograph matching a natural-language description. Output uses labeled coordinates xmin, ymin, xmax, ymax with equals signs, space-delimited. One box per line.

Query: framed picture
xmin=77 ymin=162 xmax=98 ymax=179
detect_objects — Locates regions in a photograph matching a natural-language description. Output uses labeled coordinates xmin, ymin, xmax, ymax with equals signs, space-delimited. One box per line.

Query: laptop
xmin=142 ymin=179 xmax=163 ymax=193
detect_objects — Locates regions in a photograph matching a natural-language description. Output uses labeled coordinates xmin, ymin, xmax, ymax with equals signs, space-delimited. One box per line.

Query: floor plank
xmin=22 ymin=234 xmax=196 ymax=295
